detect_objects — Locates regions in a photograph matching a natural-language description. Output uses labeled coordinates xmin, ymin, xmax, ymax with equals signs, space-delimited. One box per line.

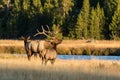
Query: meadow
xmin=0 ymin=40 xmax=120 ymax=55
xmin=0 ymin=54 xmax=120 ymax=80
xmin=0 ymin=40 xmax=120 ymax=80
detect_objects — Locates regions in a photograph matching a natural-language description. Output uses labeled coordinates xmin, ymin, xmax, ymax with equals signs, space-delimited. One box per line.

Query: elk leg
xmin=33 ymin=53 xmax=37 ymax=60
xmin=41 ymin=57 xmax=45 ymax=65
xmin=41 ymin=50 xmax=46 ymax=65
xmin=51 ymin=59 xmax=55 ymax=65
xmin=45 ymin=59 xmax=48 ymax=65
xmin=27 ymin=54 xmax=31 ymax=61
xmin=27 ymin=51 xmax=32 ymax=61
xmin=38 ymin=53 xmax=41 ymax=59
xmin=34 ymin=53 xmax=37 ymax=58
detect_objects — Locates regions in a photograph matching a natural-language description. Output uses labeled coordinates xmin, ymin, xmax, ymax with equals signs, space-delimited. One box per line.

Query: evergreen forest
xmin=0 ymin=0 xmax=120 ymax=40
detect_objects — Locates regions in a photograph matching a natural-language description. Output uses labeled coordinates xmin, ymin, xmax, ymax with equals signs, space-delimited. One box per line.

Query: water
xmin=13 ymin=54 xmax=120 ymax=60
xmin=57 ymin=55 xmax=120 ymax=60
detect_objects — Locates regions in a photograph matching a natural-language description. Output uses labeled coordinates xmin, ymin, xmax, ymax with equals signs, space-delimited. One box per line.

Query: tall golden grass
xmin=59 ymin=40 xmax=120 ymax=48
xmin=0 ymin=54 xmax=120 ymax=80
xmin=0 ymin=40 xmax=120 ymax=55
xmin=0 ymin=40 xmax=23 ymax=46
xmin=0 ymin=40 xmax=120 ymax=48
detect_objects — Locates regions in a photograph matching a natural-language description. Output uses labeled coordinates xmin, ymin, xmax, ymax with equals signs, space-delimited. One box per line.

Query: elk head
xmin=21 ymin=36 xmax=30 ymax=43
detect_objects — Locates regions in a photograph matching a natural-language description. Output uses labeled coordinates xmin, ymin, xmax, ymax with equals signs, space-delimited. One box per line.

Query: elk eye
xmin=51 ymin=42 xmax=54 ymax=45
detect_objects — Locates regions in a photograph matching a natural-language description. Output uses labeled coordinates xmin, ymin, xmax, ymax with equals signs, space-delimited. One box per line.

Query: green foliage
xmin=52 ymin=0 xmax=74 ymax=26
xmin=89 ymin=7 xmax=96 ymax=39
xmin=32 ymin=0 xmax=43 ymax=13
xmin=103 ymin=0 xmax=119 ymax=18
xmin=23 ymin=0 xmax=30 ymax=11
xmin=103 ymin=0 xmax=119 ymax=39
xmin=0 ymin=0 xmax=120 ymax=40
xmin=89 ymin=3 xmax=105 ymax=39
xmin=68 ymin=28 xmax=76 ymax=39
xmin=109 ymin=1 xmax=120 ymax=40
xmin=75 ymin=0 xmax=90 ymax=39
xmin=52 ymin=24 xmax=63 ymax=39
xmin=14 ymin=0 xmax=21 ymax=12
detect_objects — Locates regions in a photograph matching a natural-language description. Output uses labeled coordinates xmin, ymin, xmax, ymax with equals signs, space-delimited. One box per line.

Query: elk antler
xmin=34 ymin=25 xmax=52 ymax=38
xmin=45 ymin=25 xmax=52 ymax=34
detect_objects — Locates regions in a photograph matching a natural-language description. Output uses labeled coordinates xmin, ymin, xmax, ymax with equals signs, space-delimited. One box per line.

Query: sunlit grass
xmin=0 ymin=40 xmax=120 ymax=55
xmin=0 ymin=40 xmax=23 ymax=46
xmin=0 ymin=54 xmax=120 ymax=80
xmin=0 ymin=40 xmax=120 ymax=48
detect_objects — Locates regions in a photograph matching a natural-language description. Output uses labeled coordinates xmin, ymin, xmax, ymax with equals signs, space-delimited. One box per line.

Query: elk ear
xmin=21 ymin=36 xmax=25 ymax=40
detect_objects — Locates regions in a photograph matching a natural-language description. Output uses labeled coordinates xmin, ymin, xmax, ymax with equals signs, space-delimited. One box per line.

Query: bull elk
xmin=34 ymin=25 xmax=62 ymax=65
xmin=22 ymin=35 xmax=54 ymax=61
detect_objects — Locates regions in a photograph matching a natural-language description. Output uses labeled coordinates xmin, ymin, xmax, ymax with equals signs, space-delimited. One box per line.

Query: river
xmin=57 ymin=55 xmax=120 ymax=60
xmin=13 ymin=54 xmax=120 ymax=60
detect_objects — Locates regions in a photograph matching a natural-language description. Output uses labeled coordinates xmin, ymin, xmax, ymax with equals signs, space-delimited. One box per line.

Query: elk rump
xmin=22 ymin=36 xmax=42 ymax=60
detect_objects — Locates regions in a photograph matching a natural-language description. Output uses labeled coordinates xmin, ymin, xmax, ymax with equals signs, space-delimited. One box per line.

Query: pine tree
xmin=109 ymin=1 xmax=120 ymax=40
xmin=23 ymin=0 xmax=30 ymax=11
xmin=103 ymin=0 xmax=119 ymax=39
xmin=33 ymin=0 xmax=43 ymax=13
xmin=75 ymin=0 xmax=90 ymax=39
xmin=52 ymin=24 xmax=63 ymax=39
xmin=104 ymin=0 xmax=119 ymax=18
xmin=14 ymin=0 xmax=21 ymax=11
xmin=89 ymin=3 xmax=105 ymax=39
xmin=95 ymin=3 xmax=105 ymax=39
xmin=44 ymin=0 xmax=54 ymax=13
xmin=89 ymin=7 xmax=96 ymax=39
xmin=52 ymin=0 xmax=74 ymax=26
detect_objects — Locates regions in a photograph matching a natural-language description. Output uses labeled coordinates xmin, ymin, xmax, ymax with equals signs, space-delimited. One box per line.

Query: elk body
xmin=44 ymin=49 xmax=57 ymax=65
xmin=43 ymin=39 xmax=62 ymax=65
xmin=22 ymin=36 xmax=46 ymax=60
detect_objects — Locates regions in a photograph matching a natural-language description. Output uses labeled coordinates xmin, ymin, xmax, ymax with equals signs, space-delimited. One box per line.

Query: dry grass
xmin=0 ymin=40 xmax=120 ymax=48
xmin=0 ymin=40 xmax=120 ymax=55
xmin=59 ymin=40 xmax=120 ymax=48
xmin=0 ymin=54 xmax=120 ymax=80
xmin=0 ymin=40 xmax=23 ymax=46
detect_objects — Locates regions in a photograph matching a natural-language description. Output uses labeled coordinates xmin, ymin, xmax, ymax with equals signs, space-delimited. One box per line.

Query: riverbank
xmin=0 ymin=55 xmax=120 ymax=80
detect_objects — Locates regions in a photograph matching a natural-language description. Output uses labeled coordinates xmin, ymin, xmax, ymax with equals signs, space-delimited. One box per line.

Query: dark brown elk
xmin=34 ymin=25 xmax=62 ymax=65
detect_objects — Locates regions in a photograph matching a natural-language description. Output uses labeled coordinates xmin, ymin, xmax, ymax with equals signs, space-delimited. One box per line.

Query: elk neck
xmin=44 ymin=41 xmax=52 ymax=49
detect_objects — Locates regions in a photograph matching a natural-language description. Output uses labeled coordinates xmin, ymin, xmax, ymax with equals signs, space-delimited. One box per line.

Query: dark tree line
xmin=0 ymin=0 xmax=120 ymax=40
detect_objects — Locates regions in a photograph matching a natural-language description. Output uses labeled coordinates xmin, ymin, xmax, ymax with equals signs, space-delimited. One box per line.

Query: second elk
xmin=34 ymin=25 xmax=62 ymax=65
